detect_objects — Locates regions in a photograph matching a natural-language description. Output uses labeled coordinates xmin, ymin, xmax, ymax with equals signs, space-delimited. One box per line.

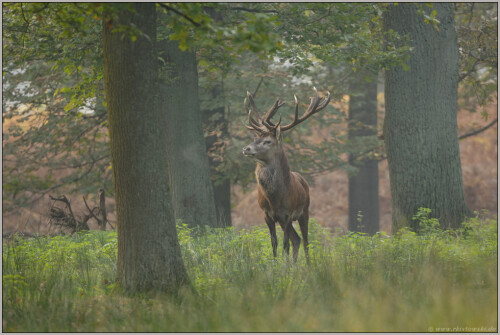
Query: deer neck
xmin=255 ymin=149 xmax=291 ymax=197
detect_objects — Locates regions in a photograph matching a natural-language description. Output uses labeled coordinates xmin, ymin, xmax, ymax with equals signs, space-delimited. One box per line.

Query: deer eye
xmin=264 ymin=139 xmax=271 ymax=144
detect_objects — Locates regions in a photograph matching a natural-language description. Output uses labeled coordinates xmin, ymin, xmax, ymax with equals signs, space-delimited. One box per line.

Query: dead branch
xmin=83 ymin=195 xmax=103 ymax=229
xmin=48 ymin=195 xmax=89 ymax=233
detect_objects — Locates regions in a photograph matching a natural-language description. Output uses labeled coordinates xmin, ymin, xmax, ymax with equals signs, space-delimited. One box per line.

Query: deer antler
xmin=280 ymin=87 xmax=330 ymax=131
xmin=243 ymin=87 xmax=330 ymax=134
xmin=243 ymin=97 xmax=262 ymax=131
xmin=262 ymin=98 xmax=286 ymax=128
xmin=244 ymin=91 xmax=285 ymax=134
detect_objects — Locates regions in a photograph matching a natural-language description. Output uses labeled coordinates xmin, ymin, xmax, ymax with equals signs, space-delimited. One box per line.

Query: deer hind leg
xmin=298 ymin=211 xmax=310 ymax=264
xmin=290 ymin=223 xmax=301 ymax=262
xmin=280 ymin=218 xmax=301 ymax=262
xmin=265 ymin=213 xmax=278 ymax=258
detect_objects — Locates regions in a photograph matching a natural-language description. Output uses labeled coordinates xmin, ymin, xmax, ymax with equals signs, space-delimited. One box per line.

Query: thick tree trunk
xmin=383 ymin=3 xmax=471 ymax=231
xmin=348 ymin=71 xmax=380 ymax=235
xmin=103 ymin=3 xmax=188 ymax=292
xmin=158 ymin=40 xmax=218 ymax=228
xmin=201 ymin=83 xmax=232 ymax=227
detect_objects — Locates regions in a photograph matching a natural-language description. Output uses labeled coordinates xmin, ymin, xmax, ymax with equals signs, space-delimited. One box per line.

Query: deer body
xmin=242 ymin=88 xmax=330 ymax=262
xmin=256 ymin=156 xmax=309 ymax=223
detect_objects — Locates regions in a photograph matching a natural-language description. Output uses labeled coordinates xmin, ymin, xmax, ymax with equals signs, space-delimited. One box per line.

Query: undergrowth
xmin=3 ymin=211 xmax=498 ymax=332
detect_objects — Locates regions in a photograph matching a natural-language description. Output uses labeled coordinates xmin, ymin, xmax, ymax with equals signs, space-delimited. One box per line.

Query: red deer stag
xmin=242 ymin=87 xmax=330 ymax=263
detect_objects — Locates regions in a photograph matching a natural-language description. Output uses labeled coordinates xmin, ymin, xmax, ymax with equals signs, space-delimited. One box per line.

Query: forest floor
xmin=3 ymin=216 xmax=497 ymax=332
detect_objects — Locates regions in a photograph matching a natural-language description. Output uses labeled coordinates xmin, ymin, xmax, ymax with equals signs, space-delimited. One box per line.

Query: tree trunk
xmin=103 ymin=3 xmax=189 ymax=292
xmin=201 ymin=82 xmax=232 ymax=227
xmin=158 ymin=40 xmax=218 ymax=228
xmin=383 ymin=3 xmax=471 ymax=231
xmin=348 ymin=71 xmax=380 ymax=235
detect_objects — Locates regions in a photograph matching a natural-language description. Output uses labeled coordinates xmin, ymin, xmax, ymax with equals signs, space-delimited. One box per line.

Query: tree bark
xmin=103 ymin=3 xmax=189 ymax=292
xmin=348 ymin=71 xmax=380 ymax=235
xmin=158 ymin=39 xmax=218 ymax=228
xmin=383 ymin=3 xmax=471 ymax=231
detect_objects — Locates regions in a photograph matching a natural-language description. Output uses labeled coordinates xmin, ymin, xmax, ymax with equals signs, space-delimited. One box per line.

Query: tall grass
xmin=3 ymin=212 xmax=498 ymax=332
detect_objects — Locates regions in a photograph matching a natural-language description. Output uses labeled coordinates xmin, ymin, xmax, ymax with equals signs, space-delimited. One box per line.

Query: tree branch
xmin=228 ymin=6 xmax=278 ymax=14
xmin=83 ymin=195 xmax=102 ymax=225
xmin=19 ymin=3 xmax=31 ymax=25
xmin=49 ymin=195 xmax=75 ymax=219
xmin=158 ymin=3 xmax=201 ymax=27
xmin=467 ymin=3 xmax=475 ymax=27
xmin=252 ymin=77 xmax=265 ymax=98
xmin=459 ymin=58 xmax=481 ymax=82
xmin=459 ymin=118 xmax=497 ymax=140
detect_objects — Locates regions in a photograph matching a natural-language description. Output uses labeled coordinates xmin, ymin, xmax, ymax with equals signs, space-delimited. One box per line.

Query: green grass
xmin=3 ymin=212 xmax=498 ymax=332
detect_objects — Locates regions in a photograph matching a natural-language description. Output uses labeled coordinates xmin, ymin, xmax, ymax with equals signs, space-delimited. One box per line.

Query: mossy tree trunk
xmin=348 ymin=71 xmax=380 ymax=235
xmin=103 ymin=3 xmax=189 ymax=292
xmin=158 ymin=39 xmax=218 ymax=228
xmin=383 ymin=3 xmax=470 ymax=231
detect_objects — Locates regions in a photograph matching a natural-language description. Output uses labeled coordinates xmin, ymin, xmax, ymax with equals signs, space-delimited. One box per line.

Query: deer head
xmin=242 ymin=87 xmax=331 ymax=163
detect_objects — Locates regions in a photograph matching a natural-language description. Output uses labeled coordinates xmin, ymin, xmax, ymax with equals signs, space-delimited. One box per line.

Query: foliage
xmin=3 ymin=3 xmax=112 ymax=212
xmin=3 ymin=215 xmax=497 ymax=332
xmin=412 ymin=207 xmax=442 ymax=236
xmin=161 ymin=3 xmax=283 ymax=56
xmin=2 ymin=3 xmax=287 ymax=212
xmin=274 ymin=3 xmax=412 ymax=74
xmin=455 ymin=3 xmax=497 ymax=117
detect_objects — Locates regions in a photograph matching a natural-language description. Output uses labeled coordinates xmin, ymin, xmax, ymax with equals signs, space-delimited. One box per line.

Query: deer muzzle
xmin=242 ymin=145 xmax=256 ymax=157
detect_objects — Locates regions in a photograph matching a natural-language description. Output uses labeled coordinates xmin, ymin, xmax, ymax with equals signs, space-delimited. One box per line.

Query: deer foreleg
xmin=265 ymin=214 xmax=278 ymax=258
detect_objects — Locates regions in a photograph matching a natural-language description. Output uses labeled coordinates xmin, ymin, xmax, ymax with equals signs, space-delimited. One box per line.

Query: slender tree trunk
xmin=383 ymin=3 xmax=471 ymax=231
xmin=103 ymin=3 xmax=188 ymax=292
xmin=348 ymin=71 xmax=380 ymax=235
xmin=158 ymin=39 xmax=218 ymax=228
xmin=198 ymin=5 xmax=232 ymax=227
xmin=201 ymin=82 xmax=232 ymax=227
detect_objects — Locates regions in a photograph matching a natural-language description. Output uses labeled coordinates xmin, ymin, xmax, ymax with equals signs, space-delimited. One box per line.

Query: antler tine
xmin=279 ymin=94 xmax=300 ymax=130
xmin=244 ymin=98 xmax=260 ymax=127
xmin=243 ymin=120 xmax=258 ymax=131
xmin=305 ymin=86 xmax=320 ymax=114
xmin=281 ymin=88 xmax=331 ymax=131
xmin=292 ymin=93 xmax=299 ymax=121
xmin=274 ymin=114 xmax=282 ymax=128
xmin=244 ymin=97 xmax=266 ymax=133
xmin=246 ymin=91 xmax=263 ymax=123
xmin=306 ymin=88 xmax=330 ymax=116
xmin=317 ymin=91 xmax=331 ymax=110
xmin=262 ymin=98 xmax=286 ymax=128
